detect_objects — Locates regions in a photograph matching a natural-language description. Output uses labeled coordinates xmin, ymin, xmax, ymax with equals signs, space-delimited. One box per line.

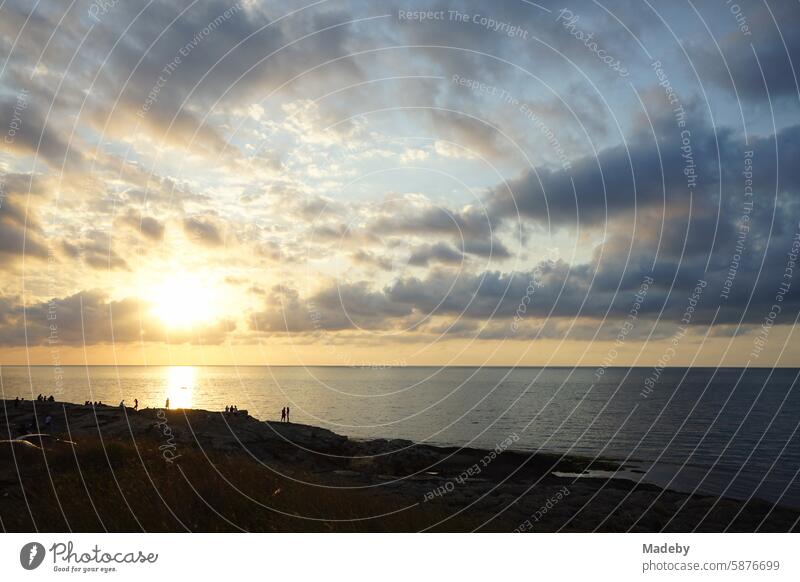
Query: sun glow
xmin=165 ymin=366 xmax=195 ymax=409
xmin=149 ymin=272 xmax=221 ymax=329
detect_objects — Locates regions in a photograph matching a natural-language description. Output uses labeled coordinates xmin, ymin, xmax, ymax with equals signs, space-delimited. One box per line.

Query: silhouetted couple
xmin=280 ymin=406 xmax=290 ymax=423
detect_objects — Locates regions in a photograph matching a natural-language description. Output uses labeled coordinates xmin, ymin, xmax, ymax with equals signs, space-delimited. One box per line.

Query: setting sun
xmin=149 ymin=273 xmax=221 ymax=329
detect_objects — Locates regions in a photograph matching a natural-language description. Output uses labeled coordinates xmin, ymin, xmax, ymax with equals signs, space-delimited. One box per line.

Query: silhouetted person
xmin=225 ymin=405 xmax=230 ymax=413
xmin=165 ymin=398 xmax=170 ymax=409
xmin=280 ymin=407 xmax=286 ymax=422
xmin=48 ymin=395 xmax=54 ymax=402
xmin=286 ymin=407 xmax=290 ymax=423
xmin=119 ymin=400 xmax=125 ymax=408
xmin=134 ymin=398 xmax=138 ymax=411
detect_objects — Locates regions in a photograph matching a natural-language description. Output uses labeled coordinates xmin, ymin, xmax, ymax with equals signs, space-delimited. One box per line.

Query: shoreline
xmin=1 ymin=399 xmax=798 ymax=532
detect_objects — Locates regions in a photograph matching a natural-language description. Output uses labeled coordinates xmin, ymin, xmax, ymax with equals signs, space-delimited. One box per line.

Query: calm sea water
xmin=2 ymin=366 xmax=799 ymax=509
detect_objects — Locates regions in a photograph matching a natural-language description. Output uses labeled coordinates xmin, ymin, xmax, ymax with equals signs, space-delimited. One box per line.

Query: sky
xmin=1 ymin=0 xmax=799 ymax=367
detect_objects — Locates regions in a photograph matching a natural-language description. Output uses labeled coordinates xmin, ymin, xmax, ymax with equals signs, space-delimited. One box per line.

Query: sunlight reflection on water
xmin=165 ymin=366 xmax=194 ymax=409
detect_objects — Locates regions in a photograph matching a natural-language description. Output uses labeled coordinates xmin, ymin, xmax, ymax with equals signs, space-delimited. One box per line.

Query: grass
xmin=0 ymin=436 xmax=471 ymax=532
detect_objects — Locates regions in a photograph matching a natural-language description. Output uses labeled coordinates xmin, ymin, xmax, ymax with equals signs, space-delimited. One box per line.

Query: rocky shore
xmin=1 ymin=399 xmax=797 ymax=532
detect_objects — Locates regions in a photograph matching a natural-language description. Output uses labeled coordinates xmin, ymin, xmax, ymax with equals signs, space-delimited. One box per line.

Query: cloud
xmin=183 ymin=215 xmax=224 ymax=247
xmin=118 ymin=211 xmax=166 ymax=241
xmin=0 ymin=93 xmax=85 ymax=170
xmin=251 ymin=282 xmax=414 ymax=333
xmin=487 ymin=116 xmax=717 ymax=228
xmin=407 ymin=242 xmax=463 ymax=266
xmin=0 ymin=197 xmax=49 ymax=267
xmin=60 ymin=230 xmax=130 ymax=271
xmin=0 ymin=290 xmax=234 ymax=346
xmin=689 ymin=1 xmax=800 ymax=102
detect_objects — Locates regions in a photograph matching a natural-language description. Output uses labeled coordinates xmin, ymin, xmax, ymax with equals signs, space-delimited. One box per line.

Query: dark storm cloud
xmin=689 ymin=1 xmax=800 ymax=102
xmin=369 ymin=200 xmax=495 ymax=240
xmin=487 ymin=117 xmax=718 ymax=227
xmin=350 ymin=249 xmax=394 ymax=271
xmin=252 ymin=230 xmax=800 ymax=335
xmin=461 ymin=238 xmax=511 ymax=259
xmin=251 ymin=282 xmax=413 ymax=333
xmin=408 ymin=242 xmax=464 ymax=267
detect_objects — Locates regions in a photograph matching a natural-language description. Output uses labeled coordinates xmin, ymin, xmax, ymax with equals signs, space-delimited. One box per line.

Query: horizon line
xmin=5 ymin=364 xmax=800 ymax=370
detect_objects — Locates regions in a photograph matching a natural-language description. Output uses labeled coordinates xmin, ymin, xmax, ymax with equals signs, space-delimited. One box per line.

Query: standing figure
xmin=280 ymin=407 xmax=286 ymax=422
xmin=286 ymin=406 xmax=290 ymax=423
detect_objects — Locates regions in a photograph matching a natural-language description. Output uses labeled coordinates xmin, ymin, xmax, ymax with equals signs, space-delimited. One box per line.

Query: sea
xmin=2 ymin=365 xmax=799 ymax=509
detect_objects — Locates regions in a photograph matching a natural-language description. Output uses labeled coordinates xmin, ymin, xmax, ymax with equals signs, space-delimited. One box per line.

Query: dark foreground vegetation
xmin=1 ymin=400 xmax=797 ymax=532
